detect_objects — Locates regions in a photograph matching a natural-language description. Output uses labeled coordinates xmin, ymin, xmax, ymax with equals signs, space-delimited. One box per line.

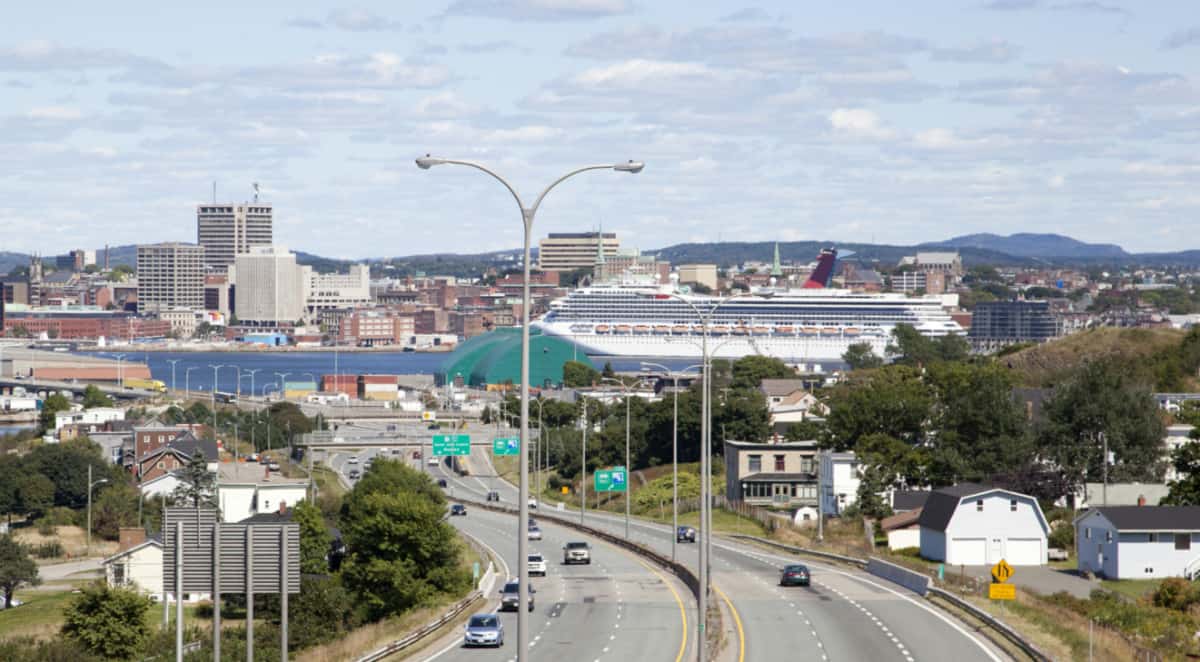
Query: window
xmin=1010 ymin=499 xmax=1017 ymax=512
xmin=748 ymin=455 xmax=762 ymax=473
xmin=1176 ymin=534 xmax=1191 ymax=551
xmin=1085 ymin=528 xmax=1091 ymax=540
xmin=1106 ymin=531 xmax=1112 ymax=543
xmin=774 ymin=455 xmax=786 ymax=472
xmin=976 ymin=499 xmax=983 ymax=512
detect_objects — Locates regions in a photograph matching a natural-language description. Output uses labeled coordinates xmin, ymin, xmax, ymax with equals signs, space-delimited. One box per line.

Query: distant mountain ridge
xmin=919 ymin=233 xmax=1129 ymax=259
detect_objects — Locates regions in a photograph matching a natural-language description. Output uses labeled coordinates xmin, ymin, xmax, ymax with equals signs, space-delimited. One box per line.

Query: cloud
xmin=0 ymin=40 xmax=157 ymax=72
xmin=458 ymin=40 xmax=527 ymax=54
xmin=1050 ymin=2 xmax=1130 ymax=17
xmin=1163 ymin=27 xmax=1200 ymax=50
xmin=931 ymin=39 xmax=1020 ymax=63
xmin=829 ymin=108 xmax=894 ymax=139
xmin=981 ymin=0 xmax=1038 ymax=10
xmin=26 ymin=106 xmax=83 ymax=120
xmin=443 ymin=0 xmax=632 ymax=22
xmin=721 ymin=7 xmax=770 ymax=22
xmin=284 ymin=9 xmax=403 ymax=32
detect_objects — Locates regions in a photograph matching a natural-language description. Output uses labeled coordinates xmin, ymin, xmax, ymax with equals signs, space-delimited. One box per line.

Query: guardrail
xmin=728 ymin=534 xmax=1051 ymax=661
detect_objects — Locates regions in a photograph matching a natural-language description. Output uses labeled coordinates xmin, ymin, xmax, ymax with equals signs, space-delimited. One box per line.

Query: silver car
xmin=463 ymin=613 xmax=503 ymax=647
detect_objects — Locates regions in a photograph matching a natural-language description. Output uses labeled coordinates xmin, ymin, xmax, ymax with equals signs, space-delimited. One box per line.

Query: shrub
xmin=892 ymin=546 xmax=921 ymax=557
xmin=61 ymin=582 xmax=154 ymax=659
xmin=1048 ymin=521 xmax=1074 ymax=550
xmin=36 ymin=519 xmax=56 ymax=536
xmin=1151 ymin=577 xmax=1200 ymax=612
xmin=42 ymin=507 xmax=78 ymax=527
xmin=28 ymin=541 xmax=64 ymax=559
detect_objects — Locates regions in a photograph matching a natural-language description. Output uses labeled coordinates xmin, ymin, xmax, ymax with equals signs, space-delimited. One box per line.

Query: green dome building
xmin=438 ymin=328 xmax=596 ymax=388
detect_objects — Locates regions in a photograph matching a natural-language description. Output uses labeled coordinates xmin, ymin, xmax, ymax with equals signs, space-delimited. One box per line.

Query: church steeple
xmin=770 ymin=242 xmax=783 ymax=278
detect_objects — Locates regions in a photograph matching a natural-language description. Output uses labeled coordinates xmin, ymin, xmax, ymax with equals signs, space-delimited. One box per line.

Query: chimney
xmin=118 ymin=527 xmax=146 ymax=552
xmin=1137 ymin=494 xmax=1146 ymax=507
xmin=278 ymin=500 xmax=287 ymax=515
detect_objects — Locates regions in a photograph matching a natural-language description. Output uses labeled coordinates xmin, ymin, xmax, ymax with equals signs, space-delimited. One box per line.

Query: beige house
xmin=760 ymin=379 xmax=826 ymax=426
xmin=723 ymin=439 xmax=819 ymax=509
xmin=103 ymin=528 xmax=164 ymax=600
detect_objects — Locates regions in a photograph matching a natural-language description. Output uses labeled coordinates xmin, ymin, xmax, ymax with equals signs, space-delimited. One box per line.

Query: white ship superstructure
xmin=532 ymin=283 xmax=963 ymax=362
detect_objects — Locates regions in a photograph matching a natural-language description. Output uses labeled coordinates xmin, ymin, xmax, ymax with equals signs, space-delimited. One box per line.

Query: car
xmin=267 ymin=462 xmax=280 ymax=472
xmin=347 ymin=469 xmax=360 ymax=480
xmin=486 ymin=491 xmax=500 ymax=502
xmin=499 ymin=580 xmax=535 ymax=612
xmin=450 ymin=504 xmax=467 ymax=516
xmin=677 ymin=526 xmax=697 ymax=543
xmin=347 ymin=456 xmax=359 ymax=465
xmin=437 ymin=478 xmax=448 ymax=488
xmin=463 ymin=613 xmax=504 ymax=647
xmin=412 ymin=451 xmax=421 ymax=460
xmin=527 ymin=553 xmax=547 ymax=577
xmin=527 ymin=525 xmax=543 ymax=541
xmin=428 ymin=457 xmax=440 ymax=466
xmin=527 ymin=518 xmax=538 ymax=529
xmin=528 ymin=498 xmax=538 ymax=509
xmin=562 ymin=541 xmax=591 ymax=565
xmin=780 ymin=564 xmax=811 ymax=587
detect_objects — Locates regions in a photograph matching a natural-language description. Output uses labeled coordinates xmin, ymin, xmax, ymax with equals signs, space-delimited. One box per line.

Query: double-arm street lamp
xmin=416 ymin=154 xmax=642 ymax=660
xmin=642 ymin=362 xmax=702 ymax=563
xmin=242 ymin=369 xmax=261 ymax=399
xmin=166 ymin=359 xmax=180 ymax=393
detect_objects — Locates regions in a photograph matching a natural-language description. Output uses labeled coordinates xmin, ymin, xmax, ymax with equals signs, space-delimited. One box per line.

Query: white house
xmin=918 ymin=483 xmax=1049 ymax=566
xmin=138 ymin=472 xmax=186 ymax=500
xmin=881 ymin=509 xmax=922 ymax=551
xmin=1164 ymin=425 xmax=1195 ymax=481
xmin=55 ymin=406 xmax=124 ymax=430
xmin=103 ymin=529 xmax=163 ymax=600
xmin=1075 ymin=506 xmax=1200 ymax=579
xmin=216 ymin=462 xmax=310 ymax=523
xmin=818 ymin=450 xmax=861 ymax=516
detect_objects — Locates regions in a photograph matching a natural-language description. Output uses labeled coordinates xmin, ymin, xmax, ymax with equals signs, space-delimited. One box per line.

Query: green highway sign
xmin=493 ymin=437 xmax=520 ymax=456
xmin=432 ymin=434 xmax=471 ymax=456
xmin=594 ymin=467 xmax=627 ymax=493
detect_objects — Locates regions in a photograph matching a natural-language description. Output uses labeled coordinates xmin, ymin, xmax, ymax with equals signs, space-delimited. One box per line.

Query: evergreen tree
xmin=172 ymin=450 xmax=217 ymax=509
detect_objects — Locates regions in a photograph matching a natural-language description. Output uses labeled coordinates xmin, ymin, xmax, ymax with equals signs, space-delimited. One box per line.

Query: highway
xmin=431 ymin=446 xmax=1009 ymax=662
xmin=323 ymin=446 xmax=690 ymax=662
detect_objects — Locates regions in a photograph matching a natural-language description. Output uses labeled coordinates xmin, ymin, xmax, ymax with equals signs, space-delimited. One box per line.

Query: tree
xmin=90 ymin=483 xmax=139 ymax=540
xmin=294 ymin=500 xmax=332 ymax=575
xmin=81 ymin=385 xmax=113 ymax=409
xmin=854 ymin=433 xmax=928 ymax=519
xmin=823 ymin=365 xmax=934 ymax=451
xmin=843 ymin=342 xmax=883 ymax=370
xmin=61 ymin=582 xmax=154 ymax=659
xmin=39 ymin=392 xmax=72 ymax=432
xmin=16 ymin=474 xmax=55 ymax=518
xmin=1164 ymin=442 xmax=1200 ymax=505
xmin=288 ymin=576 xmax=356 ymax=650
xmin=0 ymin=533 xmax=40 ymax=608
xmin=887 ymin=324 xmax=969 ymax=366
xmin=730 ymin=355 xmax=792 ymax=389
xmin=601 ymin=362 xmax=616 ymax=379
xmin=172 ymin=450 xmax=217 ymax=508
xmin=563 ymin=360 xmax=600 ymax=388
xmin=925 ymin=362 xmax=1032 ymax=486
xmin=1036 ymin=359 xmax=1166 ymax=503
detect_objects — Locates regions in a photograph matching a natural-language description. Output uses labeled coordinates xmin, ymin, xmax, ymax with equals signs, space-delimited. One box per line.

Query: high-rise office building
xmin=136 ymin=243 xmax=205 ymax=314
xmin=197 ymin=202 xmax=273 ymax=268
xmin=537 ymin=232 xmax=618 ymax=272
xmin=233 ymin=246 xmax=304 ymax=326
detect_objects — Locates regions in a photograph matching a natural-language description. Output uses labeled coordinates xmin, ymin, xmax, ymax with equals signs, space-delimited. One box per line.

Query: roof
xmin=218 ymin=462 xmax=308 ymax=484
xmin=1092 ymin=506 xmax=1200 ymax=531
xmin=739 ymin=472 xmax=817 ymax=482
xmin=438 ymin=327 xmax=595 ymax=387
xmin=1082 ymin=483 xmax=1171 ymax=507
xmin=759 ymin=379 xmax=809 ymax=397
xmin=167 ymin=432 xmax=218 ymax=460
xmin=916 ymin=252 xmax=960 ymax=265
xmin=240 ymin=508 xmax=294 ymax=524
xmin=725 ymin=439 xmax=819 ymax=451
xmin=102 ymin=538 xmax=162 ymax=564
xmin=918 ymin=483 xmax=1010 ymax=532
xmin=892 ymin=490 xmax=931 ymax=512
xmin=881 ymin=508 xmax=922 ymax=531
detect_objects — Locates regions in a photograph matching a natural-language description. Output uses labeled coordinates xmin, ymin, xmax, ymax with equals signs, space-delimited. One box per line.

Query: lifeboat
xmin=672 ymin=325 xmax=690 ymax=334
xmin=595 ymin=325 xmax=611 ymax=333
xmin=732 ymin=326 xmax=749 ymax=336
xmin=752 ymin=326 xmax=769 ymax=335
xmin=711 ymin=325 xmax=730 ymax=335
xmin=843 ymin=327 xmax=861 ymax=336
xmin=801 ymin=327 xmax=820 ymax=336
xmin=634 ymin=324 xmax=651 ymax=334
xmin=776 ymin=326 xmax=795 ymax=335
xmin=820 ymin=327 xmax=839 ymax=336
xmin=653 ymin=325 xmax=670 ymax=334
xmin=570 ymin=324 xmax=593 ymax=333
xmin=615 ymin=325 xmax=632 ymax=334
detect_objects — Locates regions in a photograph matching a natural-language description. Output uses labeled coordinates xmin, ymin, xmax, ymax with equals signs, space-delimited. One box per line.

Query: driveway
xmin=961 ymin=564 xmax=1098 ymax=598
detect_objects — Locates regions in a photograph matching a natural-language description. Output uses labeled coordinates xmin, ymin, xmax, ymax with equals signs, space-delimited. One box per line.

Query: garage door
xmin=1006 ymin=538 xmax=1042 ymax=565
xmin=950 ymin=538 xmax=987 ymax=565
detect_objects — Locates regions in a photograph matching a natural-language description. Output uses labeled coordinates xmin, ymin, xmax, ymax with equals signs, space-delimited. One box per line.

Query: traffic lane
xmin=445 ymin=507 xmax=627 ymax=662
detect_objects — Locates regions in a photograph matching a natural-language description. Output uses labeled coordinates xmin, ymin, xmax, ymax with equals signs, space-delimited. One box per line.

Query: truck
xmin=123 ymin=378 xmax=167 ymax=393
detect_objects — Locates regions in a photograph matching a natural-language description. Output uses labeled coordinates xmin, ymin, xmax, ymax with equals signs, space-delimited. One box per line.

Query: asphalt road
xmin=441 ymin=447 xmax=1009 ymax=662
xmin=325 ymin=447 xmax=690 ymax=662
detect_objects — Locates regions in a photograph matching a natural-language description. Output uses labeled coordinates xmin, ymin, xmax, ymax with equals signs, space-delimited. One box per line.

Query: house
xmin=891 ymin=490 xmax=931 ymax=513
xmin=882 ymin=509 xmax=922 ymax=551
xmin=217 ymin=462 xmax=310 ymax=523
xmin=132 ymin=421 xmax=206 ymax=473
xmin=137 ymin=432 xmax=217 ymax=482
xmin=54 ymin=406 xmax=124 ymax=431
xmin=103 ymin=528 xmax=163 ymax=600
xmin=1164 ymin=425 xmax=1195 ymax=481
xmin=818 ymin=450 xmax=861 ymax=516
xmin=724 ymin=439 xmax=818 ymax=509
xmin=138 ymin=471 xmax=186 ymax=499
xmin=1075 ymin=506 xmax=1200 ymax=579
xmin=759 ymin=379 xmax=825 ymax=425
xmin=918 ymin=483 xmax=1049 ymax=566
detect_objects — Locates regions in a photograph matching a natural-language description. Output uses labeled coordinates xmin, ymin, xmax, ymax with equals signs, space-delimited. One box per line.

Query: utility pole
xmin=1101 ymin=431 xmax=1108 ymax=507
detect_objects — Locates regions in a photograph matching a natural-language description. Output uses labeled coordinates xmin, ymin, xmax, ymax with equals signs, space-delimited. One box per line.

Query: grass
xmin=310 ymin=464 xmax=347 ymax=498
xmin=0 ymin=588 xmax=76 ymax=640
xmin=676 ymin=508 xmax=768 ymax=537
xmin=12 ymin=525 xmax=117 ymax=561
xmin=1004 ymin=326 xmax=1189 ymax=388
xmin=1099 ymin=578 xmax=1163 ymax=601
xmin=296 ymin=593 xmax=484 ymax=662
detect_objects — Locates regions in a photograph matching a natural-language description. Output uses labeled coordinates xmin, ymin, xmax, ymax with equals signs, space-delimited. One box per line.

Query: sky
xmin=2 ymin=0 xmax=1199 ymax=258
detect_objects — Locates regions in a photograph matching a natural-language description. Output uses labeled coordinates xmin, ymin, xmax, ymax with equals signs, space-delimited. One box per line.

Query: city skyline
xmin=2 ymin=1 xmax=1200 ymax=256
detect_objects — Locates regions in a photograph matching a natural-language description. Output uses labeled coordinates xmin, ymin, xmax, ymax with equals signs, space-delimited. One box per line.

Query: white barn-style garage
xmin=919 ymin=483 xmax=1050 ymax=566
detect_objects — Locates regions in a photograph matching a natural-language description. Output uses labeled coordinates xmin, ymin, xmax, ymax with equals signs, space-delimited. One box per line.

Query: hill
xmin=649 ymin=240 xmax=1031 ymax=269
xmin=1000 ymin=327 xmax=1189 ymax=389
xmin=922 ymin=233 xmax=1128 ymax=259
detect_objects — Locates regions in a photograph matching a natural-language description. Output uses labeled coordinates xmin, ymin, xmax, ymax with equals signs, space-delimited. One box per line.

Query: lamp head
xmin=415 ymin=154 xmax=445 ymax=170
xmin=614 ymin=160 xmax=644 ymax=174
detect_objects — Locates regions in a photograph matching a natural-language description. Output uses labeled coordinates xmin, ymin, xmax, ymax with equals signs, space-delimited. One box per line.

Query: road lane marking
xmin=713 ymin=584 xmax=745 ymax=662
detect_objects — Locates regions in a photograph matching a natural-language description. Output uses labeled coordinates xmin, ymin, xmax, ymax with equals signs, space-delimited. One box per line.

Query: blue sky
xmin=2 ymin=0 xmax=1198 ymax=258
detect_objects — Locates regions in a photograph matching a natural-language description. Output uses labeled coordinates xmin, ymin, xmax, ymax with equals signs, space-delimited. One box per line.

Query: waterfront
xmin=78 ymin=350 xmax=698 ymax=395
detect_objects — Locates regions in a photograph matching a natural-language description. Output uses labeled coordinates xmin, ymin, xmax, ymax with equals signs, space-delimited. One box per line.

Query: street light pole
xmin=580 ymin=398 xmax=588 ymax=527
xmin=244 ymin=369 xmax=261 ymax=399
xmin=86 ymin=464 xmax=109 ymax=556
xmin=602 ymin=377 xmax=632 ymax=539
xmin=643 ymin=362 xmax=701 ymax=563
xmin=185 ymin=366 xmax=198 ymax=399
xmin=114 ymin=353 xmax=126 ymax=389
xmin=416 ymin=154 xmax=642 ymax=662
xmin=166 ymin=359 xmax=180 ymax=394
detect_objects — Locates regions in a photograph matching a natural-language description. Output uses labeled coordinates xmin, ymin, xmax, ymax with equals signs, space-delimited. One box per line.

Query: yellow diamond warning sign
xmin=991 ymin=559 xmax=1014 ymax=584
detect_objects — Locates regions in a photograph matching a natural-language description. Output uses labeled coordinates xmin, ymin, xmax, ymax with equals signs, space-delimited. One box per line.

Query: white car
xmin=527 ymin=525 xmax=543 ymax=541
xmin=428 ymin=456 xmax=440 ymax=466
xmin=528 ymin=498 xmax=538 ymax=509
xmin=527 ymin=553 xmax=547 ymax=577
xmin=347 ymin=456 xmax=359 ymax=464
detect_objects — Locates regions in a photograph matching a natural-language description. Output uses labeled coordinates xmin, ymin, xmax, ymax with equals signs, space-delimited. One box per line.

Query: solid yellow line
xmin=713 ymin=584 xmax=745 ymax=662
xmin=636 ymin=557 xmax=689 ymax=662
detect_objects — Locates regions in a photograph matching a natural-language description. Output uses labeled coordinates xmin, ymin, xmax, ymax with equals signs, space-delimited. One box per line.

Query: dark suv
xmin=486 ymin=491 xmax=500 ymax=502
xmin=499 ymin=581 xmax=535 ymax=612
xmin=450 ymin=504 xmax=467 ymax=516
xmin=677 ymin=526 xmax=697 ymax=543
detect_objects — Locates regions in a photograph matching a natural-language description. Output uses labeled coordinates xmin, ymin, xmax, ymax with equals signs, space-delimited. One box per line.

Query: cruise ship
xmin=532 ymin=250 xmax=963 ymax=363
